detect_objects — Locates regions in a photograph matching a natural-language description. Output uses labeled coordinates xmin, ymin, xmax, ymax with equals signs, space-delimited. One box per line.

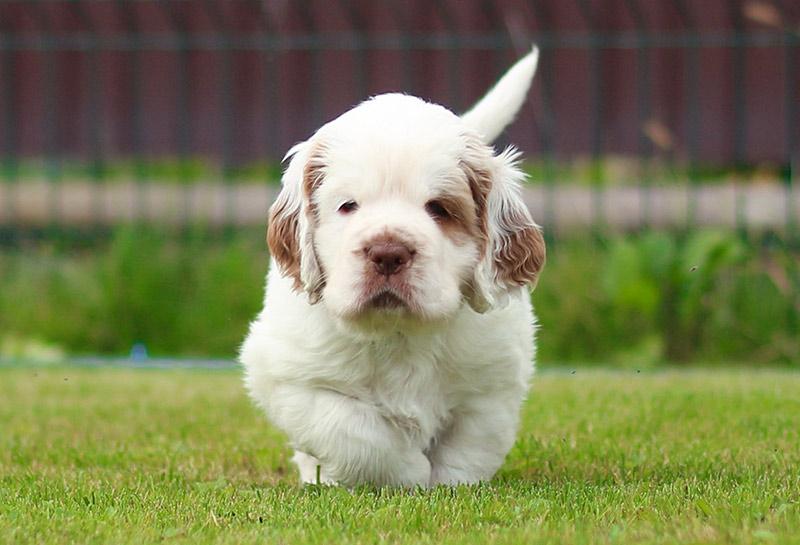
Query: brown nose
xmin=365 ymin=241 xmax=414 ymax=276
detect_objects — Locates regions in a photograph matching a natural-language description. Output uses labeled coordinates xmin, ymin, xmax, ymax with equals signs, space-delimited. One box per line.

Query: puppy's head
xmin=268 ymin=94 xmax=544 ymax=327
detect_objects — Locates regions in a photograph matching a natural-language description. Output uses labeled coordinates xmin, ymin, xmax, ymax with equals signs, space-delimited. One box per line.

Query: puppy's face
xmin=269 ymin=94 xmax=545 ymax=328
xmin=312 ymin=131 xmax=483 ymax=324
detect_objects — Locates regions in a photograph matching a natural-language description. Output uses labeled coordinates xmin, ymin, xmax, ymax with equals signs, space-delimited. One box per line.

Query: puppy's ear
xmin=267 ymin=183 xmax=303 ymax=288
xmin=267 ymin=141 xmax=326 ymax=303
xmin=463 ymin=138 xmax=545 ymax=312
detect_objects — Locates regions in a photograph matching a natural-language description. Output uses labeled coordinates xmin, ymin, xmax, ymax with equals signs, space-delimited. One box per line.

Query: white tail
xmin=461 ymin=46 xmax=539 ymax=144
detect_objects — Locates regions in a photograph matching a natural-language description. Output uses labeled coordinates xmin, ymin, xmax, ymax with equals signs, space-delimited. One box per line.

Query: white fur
xmin=461 ymin=46 xmax=539 ymax=143
xmin=241 ymin=48 xmax=541 ymax=488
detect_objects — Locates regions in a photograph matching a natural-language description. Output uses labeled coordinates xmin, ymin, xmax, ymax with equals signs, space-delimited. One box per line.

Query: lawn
xmin=1 ymin=366 xmax=798 ymax=545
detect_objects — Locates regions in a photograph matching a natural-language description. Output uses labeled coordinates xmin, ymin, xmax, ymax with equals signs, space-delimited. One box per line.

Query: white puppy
xmin=241 ymin=48 xmax=545 ymax=487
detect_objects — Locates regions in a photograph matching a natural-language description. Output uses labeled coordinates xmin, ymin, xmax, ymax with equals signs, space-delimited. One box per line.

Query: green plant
xmin=533 ymin=231 xmax=799 ymax=365
xmin=1 ymin=228 xmax=797 ymax=365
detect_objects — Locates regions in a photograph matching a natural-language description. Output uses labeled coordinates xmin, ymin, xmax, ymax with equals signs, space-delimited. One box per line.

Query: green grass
xmin=1 ymin=366 xmax=798 ymax=544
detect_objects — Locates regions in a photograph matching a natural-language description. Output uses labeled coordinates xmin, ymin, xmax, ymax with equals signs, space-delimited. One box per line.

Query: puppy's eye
xmin=425 ymin=200 xmax=451 ymax=221
xmin=338 ymin=200 xmax=359 ymax=214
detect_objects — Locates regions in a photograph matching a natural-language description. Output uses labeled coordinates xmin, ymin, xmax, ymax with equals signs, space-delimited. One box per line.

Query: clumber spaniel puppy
xmin=241 ymin=47 xmax=545 ymax=487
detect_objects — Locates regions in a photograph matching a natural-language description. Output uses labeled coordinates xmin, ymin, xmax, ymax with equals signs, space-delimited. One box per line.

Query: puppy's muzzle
xmin=364 ymin=239 xmax=415 ymax=277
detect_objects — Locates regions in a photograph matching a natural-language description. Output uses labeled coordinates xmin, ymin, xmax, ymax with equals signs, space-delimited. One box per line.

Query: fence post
xmin=574 ymin=0 xmax=606 ymax=234
xmin=1 ymin=8 xmax=19 ymax=230
xmin=117 ymin=0 xmax=147 ymax=222
xmin=529 ymin=1 xmax=558 ymax=244
xmin=252 ymin=0 xmax=281 ymax=167
xmin=623 ymin=0 xmax=653 ymax=229
xmin=782 ymin=7 xmax=799 ymax=340
xmin=431 ymin=0 xmax=463 ymax=111
xmin=295 ymin=2 xmax=323 ymax=135
xmin=28 ymin=3 xmax=63 ymax=228
xmin=673 ymin=0 xmax=701 ymax=229
xmin=386 ymin=0 xmax=416 ymax=94
xmin=201 ymin=0 xmax=235 ymax=232
xmin=74 ymin=0 xmax=106 ymax=226
xmin=338 ymin=0 xmax=369 ymax=104
xmin=727 ymin=0 xmax=748 ymax=238
xmin=784 ymin=9 xmax=798 ymax=240
xmin=161 ymin=1 xmax=192 ymax=226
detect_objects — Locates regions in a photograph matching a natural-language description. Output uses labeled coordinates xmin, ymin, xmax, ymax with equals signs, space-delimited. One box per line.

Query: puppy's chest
xmin=355 ymin=345 xmax=454 ymax=444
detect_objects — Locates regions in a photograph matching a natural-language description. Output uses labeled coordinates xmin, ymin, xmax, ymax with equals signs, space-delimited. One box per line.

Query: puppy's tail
xmin=461 ymin=45 xmax=539 ymax=144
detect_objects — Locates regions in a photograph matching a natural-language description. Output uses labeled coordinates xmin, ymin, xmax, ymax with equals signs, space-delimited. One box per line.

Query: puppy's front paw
xmin=429 ymin=464 xmax=483 ymax=486
xmin=296 ymin=448 xmax=430 ymax=488
xmin=293 ymin=451 xmax=336 ymax=485
xmin=397 ymin=450 xmax=432 ymax=488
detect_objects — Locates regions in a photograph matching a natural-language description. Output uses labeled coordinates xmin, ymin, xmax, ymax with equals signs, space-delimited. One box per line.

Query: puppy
xmin=241 ymin=47 xmax=545 ymax=487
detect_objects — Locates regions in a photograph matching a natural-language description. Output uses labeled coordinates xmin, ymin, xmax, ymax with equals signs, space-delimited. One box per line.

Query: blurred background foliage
xmin=1 ymin=226 xmax=797 ymax=366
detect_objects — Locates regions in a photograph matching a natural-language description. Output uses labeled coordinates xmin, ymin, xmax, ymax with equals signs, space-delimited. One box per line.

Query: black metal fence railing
xmin=0 ymin=0 xmax=797 ymax=233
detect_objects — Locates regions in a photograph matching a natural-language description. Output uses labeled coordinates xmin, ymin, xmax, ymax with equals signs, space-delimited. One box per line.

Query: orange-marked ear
xmin=463 ymin=137 xmax=545 ymax=312
xmin=267 ymin=189 xmax=303 ymax=291
xmin=491 ymin=205 xmax=545 ymax=288
xmin=267 ymin=141 xmax=327 ymax=303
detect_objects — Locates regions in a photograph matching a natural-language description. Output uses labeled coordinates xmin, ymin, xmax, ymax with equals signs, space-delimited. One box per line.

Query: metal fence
xmin=0 ymin=0 xmax=798 ymax=233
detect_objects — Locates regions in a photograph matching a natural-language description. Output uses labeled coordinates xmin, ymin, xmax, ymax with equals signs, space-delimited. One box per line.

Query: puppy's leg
xmin=292 ymin=451 xmax=336 ymax=485
xmin=268 ymin=383 xmax=431 ymax=488
xmin=427 ymin=396 xmax=521 ymax=486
